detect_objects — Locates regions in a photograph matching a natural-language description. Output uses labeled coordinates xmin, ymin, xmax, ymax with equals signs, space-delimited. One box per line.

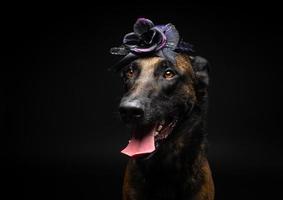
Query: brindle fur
xmin=119 ymin=53 xmax=214 ymax=200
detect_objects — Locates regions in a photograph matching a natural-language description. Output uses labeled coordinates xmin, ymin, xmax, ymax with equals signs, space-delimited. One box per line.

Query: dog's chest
xmin=133 ymin=160 xmax=193 ymax=200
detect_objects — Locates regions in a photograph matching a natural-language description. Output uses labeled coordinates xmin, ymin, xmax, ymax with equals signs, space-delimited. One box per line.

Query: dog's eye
xmin=163 ymin=69 xmax=176 ymax=79
xmin=125 ymin=68 xmax=134 ymax=79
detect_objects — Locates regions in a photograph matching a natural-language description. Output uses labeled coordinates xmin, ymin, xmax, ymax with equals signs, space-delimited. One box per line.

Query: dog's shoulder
xmin=193 ymin=157 xmax=215 ymax=200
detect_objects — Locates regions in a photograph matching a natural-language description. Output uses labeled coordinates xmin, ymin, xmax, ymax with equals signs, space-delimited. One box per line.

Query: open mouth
xmin=121 ymin=118 xmax=178 ymax=157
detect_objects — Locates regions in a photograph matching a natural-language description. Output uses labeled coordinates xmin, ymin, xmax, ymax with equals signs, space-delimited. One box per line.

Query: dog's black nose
xmin=119 ymin=100 xmax=144 ymax=122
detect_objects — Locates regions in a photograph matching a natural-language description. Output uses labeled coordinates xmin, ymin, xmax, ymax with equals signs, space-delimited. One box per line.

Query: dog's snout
xmin=119 ymin=100 xmax=144 ymax=122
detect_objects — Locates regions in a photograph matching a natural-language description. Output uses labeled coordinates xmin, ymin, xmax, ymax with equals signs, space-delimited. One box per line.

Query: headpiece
xmin=110 ymin=18 xmax=193 ymax=71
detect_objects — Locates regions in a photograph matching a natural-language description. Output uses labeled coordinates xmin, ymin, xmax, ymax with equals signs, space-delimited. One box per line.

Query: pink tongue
xmin=121 ymin=126 xmax=156 ymax=157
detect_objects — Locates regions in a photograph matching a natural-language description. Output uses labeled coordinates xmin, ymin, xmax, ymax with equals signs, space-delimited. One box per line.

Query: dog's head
xmin=118 ymin=54 xmax=209 ymax=157
xmin=110 ymin=18 xmax=209 ymax=157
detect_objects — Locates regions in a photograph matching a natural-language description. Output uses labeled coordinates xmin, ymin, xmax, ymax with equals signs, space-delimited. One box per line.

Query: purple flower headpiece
xmin=110 ymin=18 xmax=193 ymax=71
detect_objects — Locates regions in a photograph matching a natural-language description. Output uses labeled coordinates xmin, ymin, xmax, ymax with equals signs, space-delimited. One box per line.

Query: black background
xmin=2 ymin=3 xmax=283 ymax=200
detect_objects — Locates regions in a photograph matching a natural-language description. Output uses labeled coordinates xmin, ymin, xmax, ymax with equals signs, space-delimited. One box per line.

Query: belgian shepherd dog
xmin=110 ymin=18 xmax=214 ymax=200
xmin=116 ymin=54 xmax=214 ymax=200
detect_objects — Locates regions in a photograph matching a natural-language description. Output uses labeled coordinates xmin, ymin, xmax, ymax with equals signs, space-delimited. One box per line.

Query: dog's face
xmin=118 ymin=54 xmax=208 ymax=157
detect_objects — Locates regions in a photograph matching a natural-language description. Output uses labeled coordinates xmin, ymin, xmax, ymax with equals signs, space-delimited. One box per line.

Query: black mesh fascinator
xmin=110 ymin=18 xmax=194 ymax=71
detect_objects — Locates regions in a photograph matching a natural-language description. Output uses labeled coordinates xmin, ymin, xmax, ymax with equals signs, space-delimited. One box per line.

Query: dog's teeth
xmin=154 ymin=131 xmax=159 ymax=136
xmin=157 ymin=125 xmax=163 ymax=131
xmin=169 ymin=120 xmax=177 ymax=127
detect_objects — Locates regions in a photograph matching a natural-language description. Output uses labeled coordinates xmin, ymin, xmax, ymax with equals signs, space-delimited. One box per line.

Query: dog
xmin=117 ymin=54 xmax=214 ymax=200
xmin=110 ymin=18 xmax=214 ymax=200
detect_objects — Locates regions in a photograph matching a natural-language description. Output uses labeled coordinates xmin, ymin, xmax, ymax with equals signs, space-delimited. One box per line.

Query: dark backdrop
xmin=2 ymin=3 xmax=283 ymax=200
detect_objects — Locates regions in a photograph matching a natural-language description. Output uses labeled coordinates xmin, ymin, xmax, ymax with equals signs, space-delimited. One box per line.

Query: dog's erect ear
xmin=191 ymin=56 xmax=210 ymax=87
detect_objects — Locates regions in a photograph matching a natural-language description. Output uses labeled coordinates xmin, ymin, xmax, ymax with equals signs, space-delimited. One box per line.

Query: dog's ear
xmin=191 ymin=56 xmax=210 ymax=87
